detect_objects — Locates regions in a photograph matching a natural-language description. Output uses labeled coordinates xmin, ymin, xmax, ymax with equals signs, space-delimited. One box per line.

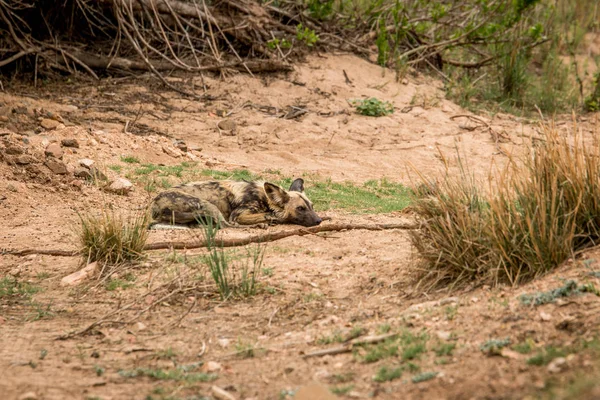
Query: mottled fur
xmin=150 ymin=178 xmax=322 ymax=228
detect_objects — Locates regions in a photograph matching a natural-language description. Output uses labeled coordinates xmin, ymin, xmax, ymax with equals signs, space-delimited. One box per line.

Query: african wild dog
xmin=150 ymin=178 xmax=322 ymax=229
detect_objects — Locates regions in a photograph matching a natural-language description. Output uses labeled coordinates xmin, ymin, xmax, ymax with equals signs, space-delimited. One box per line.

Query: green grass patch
xmin=350 ymin=97 xmax=394 ymax=117
xmin=306 ymin=178 xmax=411 ymax=213
xmin=106 ymin=278 xmax=134 ymax=291
xmin=527 ymin=346 xmax=567 ymax=366
xmin=119 ymin=366 xmax=216 ymax=382
xmin=201 ymin=168 xmax=257 ymax=181
xmin=373 ymin=366 xmax=403 ymax=382
xmin=412 ymin=371 xmax=438 ymax=383
xmin=120 ymin=156 xmax=140 ymax=164
xmin=330 ymin=372 xmax=355 ymax=384
xmin=330 ymin=385 xmax=353 ymax=396
xmin=434 ymin=342 xmax=455 ymax=357
xmin=519 ymin=280 xmax=599 ymax=306
xmin=512 ymin=340 xmax=535 ymax=354
xmin=0 ymin=277 xmax=40 ymax=300
xmin=480 ymin=338 xmax=511 ymax=355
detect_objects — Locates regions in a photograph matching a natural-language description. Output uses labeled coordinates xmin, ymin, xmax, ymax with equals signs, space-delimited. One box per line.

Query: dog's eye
xmin=296 ymin=206 xmax=306 ymax=212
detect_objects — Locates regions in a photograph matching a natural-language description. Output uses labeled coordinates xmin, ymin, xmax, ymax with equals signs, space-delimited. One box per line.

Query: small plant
xmin=434 ymin=342 xmax=455 ymax=357
xmin=330 ymin=385 xmax=353 ymax=395
xmin=307 ymin=0 xmax=333 ymax=20
xmin=585 ymin=73 xmax=600 ymax=112
xmin=78 ymin=209 xmax=149 ymax=265
xmin=28 ymin=301 xmax=54 ymax=321
xmin=480 ymin=338 xmax=511 ymax=355
xmin=519 ymin=280 xmax=598 ymax=306
xmin=412 ymin=371 xmax=438 ymax=383
xmin=235 ymin=340 xmax=257 ymax=359
xmin=94 ymin=365 xmax=105 ymax=377
xmin=267 ymin=38 xmax=292 ymax=50
xmin=444 ymin=305 xmax=459 ymax=320
xmin=350 ymin=98 xmax=394 ymax=117
xmin=119 ymin=367 xmax=216 ymax=382
xmin=106 ymin=278 xmax=134 ymax=291
xmin=200 ymin=219 xmax=266 ymax=300
xmin=513 ymin=340 xmax=535 ymax=354
xmin=373 ymin=366 xmax=403 ymax=382
xmin=317 ymin=331 xmax=345 ymax=345
xmin=378 ymin=323 xmax=392 ymax=334
xmin=330 ymin=372 xmax=355 ymax=383
xmin=360 ymin=338 xmax=399 ymax=363
xmin=296 ymin=24 xmax=319 ymax=47
xmin=120 ymin=155 xmax=140 ymax=164
xmin=527 ymin=346 xmax=566 ymax=366
xmin=0 ymin=277 xmax=40 ymax=300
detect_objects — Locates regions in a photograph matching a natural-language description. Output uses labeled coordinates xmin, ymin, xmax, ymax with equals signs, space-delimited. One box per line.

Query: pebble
xmin=211 ymin=385 xmax=237 ymax=400
xmin=45 ymin=160 xmax=68 ymax=175
xmin=45 ymin=142 xmax=63 ymax=159
xmin=105 ymin=178 xmax=133 ymax=195
xmin=61 ymin=138 xmax=79 ymax=148
xmin=79 ymin=158 xmax=95 ymax=168
xmin=40 ymin=118 xmax=60 ymax=130
xmin=18 ymin=392 xmax=38 ymax=400
xmin=547 ymin=357 xmax=567 ymax=373
xmin=60 ymin=262 xmax=98 ymax=286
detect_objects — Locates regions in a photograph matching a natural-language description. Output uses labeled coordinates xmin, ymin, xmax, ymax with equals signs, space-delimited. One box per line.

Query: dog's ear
xmin=264 ymin=182 xmax=290 ymax=207
xmin=289 ymin=178 xmax=305 ymax=192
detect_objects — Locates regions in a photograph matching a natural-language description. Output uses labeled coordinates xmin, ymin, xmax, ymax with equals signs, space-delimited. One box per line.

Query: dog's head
xmin=264 ymin=178 xmax=322 ymax=227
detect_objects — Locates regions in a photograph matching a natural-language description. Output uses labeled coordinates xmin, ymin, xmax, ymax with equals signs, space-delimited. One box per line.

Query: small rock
xmin=162 ymin=145 xmax=182 ymax=158
xmin=8 ymin=267 xmax=22 ymax=277
xmin=15 ymin=155 xmax=36 ymax=165
xmin=436 ymin=331 xmax=452 ymax=341
xmin=500 ymin=348 xmax=522 ymax=360
xmin=203 ymin=361 xmax=222 ymax=373
xmin=4 ymin=144 xmax=25 ymax=155
xmin=173 ymin=139 xmax=187 ymax=152
xmin=0 ymin=115 xmax=9 ymax=122
xmin=136 ymin=322 xmax=147 ymax=331
xmin=70 ymin=179 xmax=84 ymax=190
xmin=60 ymin=262 xmax=98 ymax=286
xmin=45 ymin=160 xmax=68 ymax=175
xmin=88 ymin=138 xmax=98 ymax=147
xmin=74 ymin=167 xmax=92 ymax=179
xmin=105 ymin=178 xmax=133 ymax=195
xmin=45 ymin=142 xmax=63 ymax=159
xmin=40 ymin=118 xmax=60 ymax=130
xmin=63 ymin=105 xmax=79 ymax=113
xmin=79 ymin=158 xmax=95 ymax=168
xmin=18 ymin=392 xmax=38 ymax=400
xmin=540 ymin=311 xmax=552 ymax=321
xmin=211 ymin=385 xmax=237 ymax=400
xmin=61 ymin=138 xmax=79 ymax=148
xmin=547 ymin=357 xmax=567 ymax=373
xmin=217 ymin=338 xmax=231 ymax=348
xmin=217 ymin=119 xmax=237 ymax=136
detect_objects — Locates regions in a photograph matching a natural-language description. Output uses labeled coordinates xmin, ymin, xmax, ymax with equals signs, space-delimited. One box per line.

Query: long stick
xmin=3 ymin=222 xmax=417 ymax=257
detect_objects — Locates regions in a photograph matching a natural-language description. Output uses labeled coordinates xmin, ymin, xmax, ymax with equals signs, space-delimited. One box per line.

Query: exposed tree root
xmin=2 ymin=222 xmax=417 ymax=257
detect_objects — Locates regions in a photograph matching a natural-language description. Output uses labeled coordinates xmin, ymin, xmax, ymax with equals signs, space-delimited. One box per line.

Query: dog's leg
xmin=151 ymin=191 xmax=230 ymax=229
xmin=230 ymin=210 xmax=276 ymax=229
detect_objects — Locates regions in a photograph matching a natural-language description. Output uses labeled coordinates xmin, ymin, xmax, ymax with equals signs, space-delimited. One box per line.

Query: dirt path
xmin=1 ymin=54 xmax=600 ymax=400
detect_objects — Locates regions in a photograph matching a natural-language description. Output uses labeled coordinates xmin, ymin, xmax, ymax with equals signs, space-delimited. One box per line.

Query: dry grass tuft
xmin=411 ymin=122 xmax=600 ymax=288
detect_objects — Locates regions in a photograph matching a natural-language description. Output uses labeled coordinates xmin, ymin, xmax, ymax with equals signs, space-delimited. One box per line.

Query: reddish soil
xmin=1 ymin=53 xmax=600 ymax=400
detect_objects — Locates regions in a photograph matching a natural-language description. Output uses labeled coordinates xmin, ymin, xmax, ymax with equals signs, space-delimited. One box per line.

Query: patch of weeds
xmin=360 ymin=337 xmax=399 ymax=363
xmin=279 ymin=389 xmax=296 ymax=399
xmin=108 ymin=164 xmax=123 ymax=173
xmin=106 ymin=278 xmax=133 ymax=291
xmin=346 ymin=326 xmax=366 ymax=341
xmin=513 ymin=339 xmax=535 ymax=354
xmin=94 ymin=365 xmax=105 ymax=377
xmin=235 ymin=340 xmax=257 ymax=359
xmin=480 ymin=338 xmax=511 ymax=355
xmin=350 ymin=97 xmax=394 ymax=117
xmin=0 ymin=277 xmax=40 ymax=300
xmin=78 ymin=209 xmax=149 ymax=265
xmin=373 ymin=366 xmax=403 ymax=382
xmin=406 ymin=362 xmax=420 ymax=372
xmin=412 ymin=371 xmax=438 ymax=383
xmin=267 ymin=38 xmax=292 ymax=50
xmin=119 ymin=365 xmax=216 ymax=382
xmin=527 ymin=346 xmax=566 ymax=366
xmin=27 ymin=301 xmax=54 ymax=321
xmin=156 ymin=348 xmax=177 ymax=360
xmin=444 ymin=305 xmax=458 ymax=320
xmin=317 ymin=330 xmax=344 ymax=345
xmin=378 ymin=323 xmax=391 ymax=334
xmin=307 ymin=178 xmax=410 ymax=214
xmin=121 ymin=156 xmax=140 ymax=164
xmin=39 ymin=349 xmax=48 ymax=360
xmin=262 ymin=268 xmax=274 ymax=277
xmin=330 ymin=372 xmax=355 ymax=383
xmin=135 ymin=163 xmax=186 ymax=178
xmin=435 ymin=357 xmax=449 ymax=365
xmin=330 ymin=385 xmax=353 ymax=395
xmin=296 ymin=24 xmax=319 ymax=47
xmin=201 ymin=168 xmax=257 ymax=181
xmin=519 ymin=280 xmax=598 ymax=306
xmin=434 ymin=342 xmax=455 ymax=357
xmin=400 ymin=331 xmax=428 ymax=361
xmin=36 ymin=272 xmax=50 ymax=280
xmin=303 ymin=292 xmax=322 ymax=303
xmin=201 ymin=219 xmax=266 ymax=299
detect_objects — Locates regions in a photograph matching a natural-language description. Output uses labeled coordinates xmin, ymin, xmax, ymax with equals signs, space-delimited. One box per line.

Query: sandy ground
xmin=1 ymin=53 xmax=600 ymax=400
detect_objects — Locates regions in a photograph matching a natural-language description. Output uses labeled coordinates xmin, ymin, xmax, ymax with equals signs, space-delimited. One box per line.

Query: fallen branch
xmin=2 ymin=222 xmax=417 ymax=257
xmin=144 ymin=222 xmax=418 ymax=251
xmin=302 ymin=333 xmax=398 ymax=358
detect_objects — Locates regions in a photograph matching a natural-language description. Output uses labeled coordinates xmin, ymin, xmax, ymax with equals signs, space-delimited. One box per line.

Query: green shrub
xmin=351 ymin=98 xmax=394 ymax=117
